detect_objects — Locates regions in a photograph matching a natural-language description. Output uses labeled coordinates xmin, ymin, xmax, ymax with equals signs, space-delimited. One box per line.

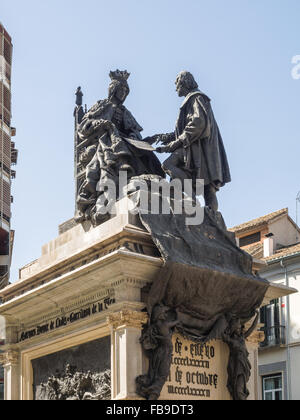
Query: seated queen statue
xmin=75 ymin=70 xmax=164 ymax=224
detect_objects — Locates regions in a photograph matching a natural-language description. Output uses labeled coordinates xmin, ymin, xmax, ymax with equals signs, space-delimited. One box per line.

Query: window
xmin=260 ymin=299 xmax=285 ymax=348
xmin=3 ymin=39 xmax=12 ymax=65
xmin=239 ymin=231 xmax=261 ymax=247
xmin=262 ymin=374 xmax=283 ymax=400
xmin=3 ymin=85 xmax=11 ymax=112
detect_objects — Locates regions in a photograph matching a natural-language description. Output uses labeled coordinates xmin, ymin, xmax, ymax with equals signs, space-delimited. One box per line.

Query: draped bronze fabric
xmin=139 ymin=207 xmax=269 ymax=339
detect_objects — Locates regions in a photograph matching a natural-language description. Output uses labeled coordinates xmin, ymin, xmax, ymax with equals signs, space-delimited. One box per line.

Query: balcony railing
xmin=260 ymin=325 xmax=286 ymax=348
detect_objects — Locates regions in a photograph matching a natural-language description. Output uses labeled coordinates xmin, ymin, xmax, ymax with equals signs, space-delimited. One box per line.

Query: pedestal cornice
xmin=107 ymin=310 xmax=148 ymax=330
xmin=0 ymin=350 xmax=19 ymax=366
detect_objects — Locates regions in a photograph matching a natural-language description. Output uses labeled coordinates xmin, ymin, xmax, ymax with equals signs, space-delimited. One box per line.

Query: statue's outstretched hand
xmin=144 ymin=134 xmax=161 ymax=145
xmin=156 ymin=146 xmax=166 ymax=154
xmin=160 ymin=133 xmax=176 ymax=144
xmin=156 ymin=139 xmax=181 ymax=153
xmin=145 ymin=133 xmax=175 ymax=145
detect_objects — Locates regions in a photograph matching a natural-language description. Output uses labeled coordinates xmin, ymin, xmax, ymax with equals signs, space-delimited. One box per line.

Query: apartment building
xmin=230 ymin=208 xmax=300 ymax=400
xmin=0 ymin=23 xmax=17 ymax=401
xmin=0 ymin=23 xmax=17 ymax=290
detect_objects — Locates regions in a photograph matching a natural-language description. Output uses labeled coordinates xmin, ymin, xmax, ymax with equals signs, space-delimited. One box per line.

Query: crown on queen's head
xmin=109 ymin=70 xmax=130 ymax=82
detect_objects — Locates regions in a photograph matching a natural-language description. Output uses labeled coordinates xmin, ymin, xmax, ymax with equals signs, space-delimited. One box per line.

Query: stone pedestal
xmin=0 ymin=198 xmax=295 ymax=400
xmin=108 ymin=311 xmax=148 ymax=400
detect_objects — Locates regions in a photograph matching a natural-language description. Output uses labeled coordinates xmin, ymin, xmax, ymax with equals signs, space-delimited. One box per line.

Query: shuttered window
xmin=0 ymin=33 xmax=3 ymax=56
xmin=0 ymin=131 xmax=11 ymax=168
xmin=239 ymin=231 xmax=261 ymax=247
xmin=2 ymin=132 xmax=11 ymax=157
xmin=3 ymin=85 xmax=10 ymax=111
xmin=3 ymin=109 xmax=10 ymax=127
xmin=0 ymin=83 xmax=11 ymax=125
xmin=1 ymin=179 xmax=11 ymax=218
xmin=3 ymin=39 xmax=11 ymax=65
xmin=5 ymin=63 xmax=11 ymax=82
xmin=0 ymin=129 xmax=11 ymax=179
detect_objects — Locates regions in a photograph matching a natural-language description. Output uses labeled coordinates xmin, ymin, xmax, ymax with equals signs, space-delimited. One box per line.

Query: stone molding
xmin=0 ymin=350 xmax=19 ymax=366
xmin=107 ymin=310 xmax=148 ymax=330
xmin=246 ymin=330 xmax=265 ymax=345
xmin=109 ymin=277 xmax=149 ymax=289
xmin=19 ymin=291 xmax=116 ymax=331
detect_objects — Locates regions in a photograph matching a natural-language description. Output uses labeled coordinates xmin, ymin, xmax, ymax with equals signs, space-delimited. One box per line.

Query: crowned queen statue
xmin=75 ymin=70 xmax=164 ymax=225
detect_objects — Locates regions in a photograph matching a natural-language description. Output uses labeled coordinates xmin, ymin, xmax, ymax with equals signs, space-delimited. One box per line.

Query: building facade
xmin=0 ymin=22 xmax=17 ymax=401
xmin=0 ymin=23 xmax=17 ymax=290
xmin=230 ymin=209 xmax=300 ymax=400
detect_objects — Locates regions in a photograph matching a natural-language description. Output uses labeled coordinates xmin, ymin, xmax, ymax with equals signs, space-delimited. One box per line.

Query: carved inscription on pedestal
xmin=160 ymin=334 xmax=231 ymax=400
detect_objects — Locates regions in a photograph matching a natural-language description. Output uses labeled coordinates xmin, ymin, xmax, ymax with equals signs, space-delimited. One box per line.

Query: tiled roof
xmin=264 ymin=243 xmax=300 ymax=262
xmin=243 ymin=242 xmax=264 ymax=259
xmin=229 ymin=208 xmax=288 ymax=234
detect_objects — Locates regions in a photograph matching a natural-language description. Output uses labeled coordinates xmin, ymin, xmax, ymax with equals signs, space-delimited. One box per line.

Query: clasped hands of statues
xmin=81 ymin=116 xmax=185 ymax=154
xmin=145 ymin=133 xmax=186 ymax=154
xmin=156 ymin=141 xmax=181 ymax=154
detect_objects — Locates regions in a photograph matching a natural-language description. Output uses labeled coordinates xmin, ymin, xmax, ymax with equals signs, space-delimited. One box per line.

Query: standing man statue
xmin=155 ymin=71 xmax=231 ymax=211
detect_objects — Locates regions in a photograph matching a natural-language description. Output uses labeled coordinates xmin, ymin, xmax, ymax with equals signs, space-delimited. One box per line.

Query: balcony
xmin=260 ymin=325 xmax=286 ymax=348
xmin=11 ymin=144 xmax=18 ymax=165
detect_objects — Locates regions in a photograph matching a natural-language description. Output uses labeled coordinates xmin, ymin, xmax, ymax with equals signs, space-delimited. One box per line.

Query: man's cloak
xmin=175 ymin=90 xmax=231 ymax=188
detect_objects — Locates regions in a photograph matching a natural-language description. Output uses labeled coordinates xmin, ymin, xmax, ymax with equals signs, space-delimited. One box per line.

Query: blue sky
xmin=2 ymin=0 xmax=300 ymax=281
